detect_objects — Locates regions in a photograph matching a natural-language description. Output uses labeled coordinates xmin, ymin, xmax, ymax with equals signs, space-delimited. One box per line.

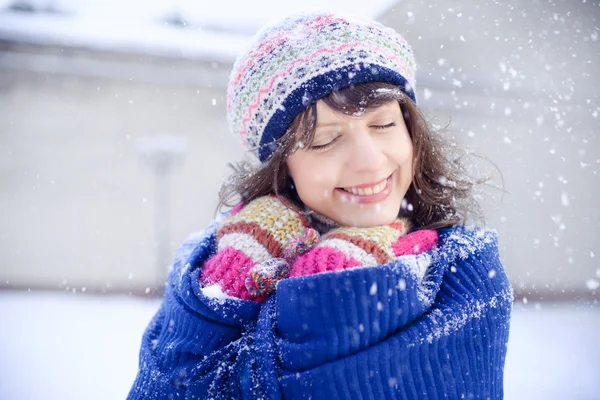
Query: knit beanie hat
xmin=226 ymin=12 xmax=417 ymax=162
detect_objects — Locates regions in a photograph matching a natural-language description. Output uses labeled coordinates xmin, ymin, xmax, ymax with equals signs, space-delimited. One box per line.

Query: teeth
xmin=343 ymin=179 xmax=387 ymax=196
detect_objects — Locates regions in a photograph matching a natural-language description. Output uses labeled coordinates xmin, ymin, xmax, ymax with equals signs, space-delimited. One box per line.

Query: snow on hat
xmin=226 ymin=12 xmax=417 ymax=162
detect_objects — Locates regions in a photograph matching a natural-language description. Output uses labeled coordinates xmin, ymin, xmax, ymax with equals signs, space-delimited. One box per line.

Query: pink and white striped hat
xmin=226 ymin=12 xmax=417 ymax=162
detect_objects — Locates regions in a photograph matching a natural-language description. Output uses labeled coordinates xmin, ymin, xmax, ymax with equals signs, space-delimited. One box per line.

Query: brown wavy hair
xmin=218 ymin=82 xmax=495 ymax=230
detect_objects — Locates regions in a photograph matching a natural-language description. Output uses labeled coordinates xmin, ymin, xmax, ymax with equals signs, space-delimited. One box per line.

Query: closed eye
xmin=372 ymin=122 xmax=396 ymax=130
xmin=309 ymin=135 xmax=340 ymax=151
xmin=309 ymin=122 xmax=395 ymax=150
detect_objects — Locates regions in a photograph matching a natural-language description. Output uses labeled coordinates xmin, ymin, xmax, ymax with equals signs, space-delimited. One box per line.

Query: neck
xmin=305 ymin=208 xmax=416 ymax=235
xmin=304 ymin=208 xmax=340 ymax=235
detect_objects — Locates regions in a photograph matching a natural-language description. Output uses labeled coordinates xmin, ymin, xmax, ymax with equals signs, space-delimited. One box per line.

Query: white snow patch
xmin=397 ymin=253 xmax=432 ymax=279
xmin=585 ymin=279 xmax=599 ymax=291
xmin=397 ymin=278 xmax=406 ymax=291
xmin=201 ymin=284 xmax=238 ymax=303
xmin=560 ymin=191 xmax=570 ymax=207
xmin=369 ymin=282 xmax=378 ymax=296
xmin=416 ymin=288 xmax=513 ymax=345
xmin=1 ymin=291 xmax=599 ymax=399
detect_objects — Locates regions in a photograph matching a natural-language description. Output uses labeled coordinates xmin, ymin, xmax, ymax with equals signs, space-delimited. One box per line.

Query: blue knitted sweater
xmin=128 ymin=221 xmax=513 ymax=399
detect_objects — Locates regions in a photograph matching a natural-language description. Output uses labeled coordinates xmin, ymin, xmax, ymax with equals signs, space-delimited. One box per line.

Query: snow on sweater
xmin=128 ymin=220 xmax=513 ymax=399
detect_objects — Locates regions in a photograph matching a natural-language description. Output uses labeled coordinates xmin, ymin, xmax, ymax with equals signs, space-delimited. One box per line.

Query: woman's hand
xmin=200 ymin=196 xmax=309 ymax=301
xmin=289 ymin=220 xmax=439 ymax=277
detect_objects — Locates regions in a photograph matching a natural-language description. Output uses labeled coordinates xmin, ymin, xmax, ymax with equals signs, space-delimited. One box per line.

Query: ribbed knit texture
xmin=128 ymin=222 xmax=513 ymax=400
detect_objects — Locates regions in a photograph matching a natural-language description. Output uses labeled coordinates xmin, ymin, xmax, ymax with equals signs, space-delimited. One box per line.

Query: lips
xmin=341 ymin=179 xmax=387 ymax=196
xmin=340 ymin=175 xmax=391 ymax=194
xmin=336 ymin=175 xmax=393 ymax=204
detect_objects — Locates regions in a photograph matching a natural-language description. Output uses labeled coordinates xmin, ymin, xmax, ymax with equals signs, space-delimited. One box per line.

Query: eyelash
xmin=309 ymin=139 xmax=338 ymax=151
xmin=309 ymin=122 xmax=396 ymax=151
xmin=375 ymin=122 xmax=396 ymax=130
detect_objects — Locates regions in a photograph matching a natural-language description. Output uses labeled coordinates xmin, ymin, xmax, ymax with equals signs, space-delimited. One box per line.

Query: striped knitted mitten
xmin=289 ymin=219 xmax=439 ymax=277
xmin=200 ymin=196 xmax=311 ymax=301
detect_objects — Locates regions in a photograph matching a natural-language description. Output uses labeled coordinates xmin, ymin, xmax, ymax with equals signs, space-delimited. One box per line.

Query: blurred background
xmin=0 ymin=0 xmax=598 ymax=399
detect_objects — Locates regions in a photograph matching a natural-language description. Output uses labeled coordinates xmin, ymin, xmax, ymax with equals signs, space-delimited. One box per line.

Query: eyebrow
xmin=315 ymin=107 xmax=396 ymax=128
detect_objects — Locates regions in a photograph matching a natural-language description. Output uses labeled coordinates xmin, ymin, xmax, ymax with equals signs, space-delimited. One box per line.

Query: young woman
xmin=128 ymin=12 xmax=513 ymax=399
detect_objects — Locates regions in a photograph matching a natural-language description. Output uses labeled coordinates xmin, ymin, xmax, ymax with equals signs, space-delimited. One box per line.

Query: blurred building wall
xmin=381 ymin=0 xmax=599 ymax=297
xmin=0 ymin=44 xmax=244 ymax=292
xmin=0 ymin=0 xmax=598 ymax=298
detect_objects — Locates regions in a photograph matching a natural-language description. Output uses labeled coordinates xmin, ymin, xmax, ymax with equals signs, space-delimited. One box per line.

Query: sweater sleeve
xmin=127 ymin=235 xmax=202 ymax=400
xmin=127 ymin=225 xmax=263 ymax=400
xmin=129 ymin=225 xmax=513 ymax=399
xmin=273 ymin=227 xmax=513 ymax=399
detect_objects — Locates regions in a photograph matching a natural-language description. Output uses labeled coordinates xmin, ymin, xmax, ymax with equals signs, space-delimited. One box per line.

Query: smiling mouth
xmin=339 ymin=175 xmax=391 ymax=196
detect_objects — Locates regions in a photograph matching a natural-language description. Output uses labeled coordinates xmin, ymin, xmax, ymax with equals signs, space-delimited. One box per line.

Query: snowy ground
xmin=0 ymin=291 xmax=598 ymax=399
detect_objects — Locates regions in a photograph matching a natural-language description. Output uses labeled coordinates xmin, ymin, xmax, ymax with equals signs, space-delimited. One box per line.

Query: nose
xmin=345 ymin=129 xmax=386 ymax=173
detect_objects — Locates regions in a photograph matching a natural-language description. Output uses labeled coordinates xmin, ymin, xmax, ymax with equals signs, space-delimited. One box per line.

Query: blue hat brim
xmin=257 ymin=64 xmax=415 ymax=162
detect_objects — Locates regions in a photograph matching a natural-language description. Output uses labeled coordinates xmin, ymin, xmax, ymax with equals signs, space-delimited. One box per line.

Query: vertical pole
xmin=137 ymin=134 xmax=185 ymax=289
xmin=154 ymin=159 xmax=171 ymax=286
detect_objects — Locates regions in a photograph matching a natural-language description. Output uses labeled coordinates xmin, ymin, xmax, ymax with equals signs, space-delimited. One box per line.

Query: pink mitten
xmin=200 ymin=196 xmax=310 ymax=301
xmin=289 ymin=219 xmax=439 ymax=277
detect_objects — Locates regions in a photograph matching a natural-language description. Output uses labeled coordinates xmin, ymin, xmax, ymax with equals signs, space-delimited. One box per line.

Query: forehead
xmin=315 ymin=99 xmax=400 ymax=124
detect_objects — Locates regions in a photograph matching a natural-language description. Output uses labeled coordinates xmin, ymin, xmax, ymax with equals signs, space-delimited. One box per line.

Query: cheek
xmin=389 ymin=134 xmax=414 ymax=185
xmin=390 ymin=133 xmax=413 ymax=166
xmin=288 ymin=156 xmax=337 ymax=203
xmin=406 ymin=145 xmax=414 ymax=174
xmin=404 ymin=151 xmax=414 ymax=182
xmin=295 ymin=168 xmax=336 ymax=198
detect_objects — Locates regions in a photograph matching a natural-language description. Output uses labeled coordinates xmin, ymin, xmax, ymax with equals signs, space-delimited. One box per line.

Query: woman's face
xmin=286 ymin=99 xmax=414 ymax=227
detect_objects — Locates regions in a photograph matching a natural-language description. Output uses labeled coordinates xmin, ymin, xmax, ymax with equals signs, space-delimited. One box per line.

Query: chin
xmin=357 ymin=215 xmax=398 ymax=228
xmin=334 ymin=207 xmax=400 ymax=228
